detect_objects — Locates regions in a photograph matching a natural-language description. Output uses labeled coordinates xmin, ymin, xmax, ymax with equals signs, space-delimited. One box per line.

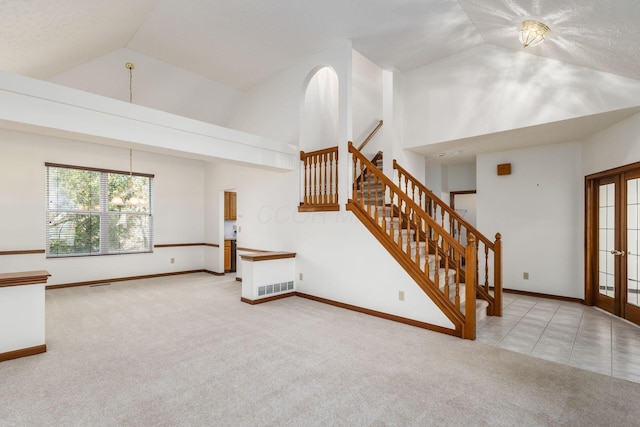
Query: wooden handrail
xmin=355 ymin=150 xmax=383 ymax=187
xmin=299 ymin=146 xmax=339 ymax=212
xmin=357 ymin=120 xmax=383 ymax=151
xmin=348 ymin=141 xmax=477 ymax=337
xmin=393 ymin=159 xmax=502 ymax=317
xmin=300 ymin=146 xmax=339 ymax=160
xmin=393 ymin=159 xmax=493 ymax=250
xmin=350 ymin=143 xmax=464 ymax=254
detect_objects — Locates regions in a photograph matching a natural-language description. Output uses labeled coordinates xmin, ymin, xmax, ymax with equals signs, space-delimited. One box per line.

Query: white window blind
xmin=46 ymin=163 xmax=154 ymax=257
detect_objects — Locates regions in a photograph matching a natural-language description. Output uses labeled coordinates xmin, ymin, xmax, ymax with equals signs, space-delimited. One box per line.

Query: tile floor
xmin=476 ymin=292 xmax=640 ymax=383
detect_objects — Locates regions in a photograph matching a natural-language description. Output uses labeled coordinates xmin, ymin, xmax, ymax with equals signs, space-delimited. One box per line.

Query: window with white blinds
xmin=46 ymin=163 xmax=154 ymax=257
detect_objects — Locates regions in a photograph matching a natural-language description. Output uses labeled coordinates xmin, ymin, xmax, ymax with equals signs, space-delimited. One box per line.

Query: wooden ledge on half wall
xmin=0 ymin=270 xmax=51 ymax=288
xmin=240 ymin=251 xmax=296 ymax=262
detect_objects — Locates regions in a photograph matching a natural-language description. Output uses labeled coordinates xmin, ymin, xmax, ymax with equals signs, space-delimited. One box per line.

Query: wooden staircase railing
xmin=347 ymin=141 xmax=477 ymax=339
xmin=358 ymin=119 xmax=383 ymax=152
xmin=393 ymin=160 xmax=502 ymax=316
xmin=299 ymin=146 xmax=339 ymax=212
xmin=356 ymin=150 xmax=383 ymax=188
xmin=298 ymin=121 xmax=381 ymax=212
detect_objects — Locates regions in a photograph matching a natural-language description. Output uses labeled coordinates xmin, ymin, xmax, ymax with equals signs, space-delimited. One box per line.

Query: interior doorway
xmin=450 ymin=191 xmax=477 ymax=246
xmin=221 ymin=189 xmax=238 ymax=274
xmin=586 ymin=162 xmax=640 ymax=325
xmin=450 ymin=191 xmax=477 ymax=225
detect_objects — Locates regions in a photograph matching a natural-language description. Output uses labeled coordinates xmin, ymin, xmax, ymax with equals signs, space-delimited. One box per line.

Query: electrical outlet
xmin=399 ymin=290 xmax=405 ymax=301
xmin=299 ymin=273 xmax=303 ymax=281
xmin=171 ymin=257 xmax=175 ymax=264
xmin=523 ymin=272 xmax=529 ymax=280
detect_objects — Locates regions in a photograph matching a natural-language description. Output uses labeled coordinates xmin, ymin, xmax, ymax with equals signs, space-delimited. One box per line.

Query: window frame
xmin=45 ymin=162 xmax=154 ymax=258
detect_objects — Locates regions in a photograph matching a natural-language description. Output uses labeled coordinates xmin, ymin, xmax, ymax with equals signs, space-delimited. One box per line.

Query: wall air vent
xmin=258 ymin=281 xmax=294 ymax=297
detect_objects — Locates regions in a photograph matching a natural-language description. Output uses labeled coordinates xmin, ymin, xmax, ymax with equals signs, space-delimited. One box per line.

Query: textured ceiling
xmin=1 ymin=0 xmax=639 ymax=89
xmin=0 ymin=0 xmax=158 ymax=79
xmin=458 ymin=0 xmax=640 ymax=83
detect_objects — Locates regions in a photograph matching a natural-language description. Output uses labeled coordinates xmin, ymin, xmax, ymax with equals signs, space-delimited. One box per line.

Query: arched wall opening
xmin=300 ymin=66 xmax=339 ymax=152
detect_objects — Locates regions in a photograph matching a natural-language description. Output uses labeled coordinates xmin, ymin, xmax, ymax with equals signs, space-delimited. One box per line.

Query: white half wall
xmin=0 ymin=129 xmax=206 ymax=285
xmin=477 ymin=142 xmax=584 ymax=298
xmin=0 ymin=284 xmax=45 ymax=354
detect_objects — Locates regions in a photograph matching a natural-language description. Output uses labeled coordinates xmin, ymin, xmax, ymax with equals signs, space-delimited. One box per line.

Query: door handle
xmin=610 ymin=250 xmax=626 ymax=256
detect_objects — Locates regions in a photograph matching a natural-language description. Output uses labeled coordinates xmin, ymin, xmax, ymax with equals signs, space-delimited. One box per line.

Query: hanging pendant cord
xmin=126 ymin=62 xmax=135 ymax=104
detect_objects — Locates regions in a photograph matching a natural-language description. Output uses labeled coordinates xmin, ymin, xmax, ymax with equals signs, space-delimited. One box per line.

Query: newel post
xmin=494 ymin=233 xmax=503 ymax=317
xmin=464 ymin=235 xmax=476 ymax=340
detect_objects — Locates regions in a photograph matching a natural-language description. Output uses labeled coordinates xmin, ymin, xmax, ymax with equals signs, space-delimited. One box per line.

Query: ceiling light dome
xmin=520 ymin=20 xmax=551 ymax=48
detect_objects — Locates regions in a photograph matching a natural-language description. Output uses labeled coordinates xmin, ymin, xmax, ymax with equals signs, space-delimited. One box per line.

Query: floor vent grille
xmin=258 ymin=281 xmax=294 ymax=297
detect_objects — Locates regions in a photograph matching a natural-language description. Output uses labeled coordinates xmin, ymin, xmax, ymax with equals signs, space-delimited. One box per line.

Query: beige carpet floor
xmin=1 ymin=272 xmax=640 ymax=426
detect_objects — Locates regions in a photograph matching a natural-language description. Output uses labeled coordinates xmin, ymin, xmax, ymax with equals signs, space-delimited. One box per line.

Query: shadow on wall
xmin=300 ymin=66 xmax=339 ymax=153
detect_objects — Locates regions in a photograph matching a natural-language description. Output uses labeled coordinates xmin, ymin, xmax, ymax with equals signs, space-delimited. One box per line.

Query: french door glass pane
xmin=599 ymin=183 xmax=615 ymax=297
xmin=628 ymin=178 xmax=640 ymax=307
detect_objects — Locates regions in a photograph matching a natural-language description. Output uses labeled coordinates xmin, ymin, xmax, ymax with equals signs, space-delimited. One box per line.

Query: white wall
xmin=209 ymin=44 xmax=454 ymax=326
xmin=426 ymin=162 xmax=476 ymax=206
xmin=381 ymin=69 xmax=426 ymax=184
xmin=352 ymin=50 xmax=383 ymax=159
xmin=229 ymin=40 xmax=353 ymax=147
xmin=300 ymin=67 xmax=340 ymax=152
xmin=0 ymin=129 xmax=206 ymax=285
xmin=50 ymin=48 xmax=242 ymax=126
xmin=448 ymin=163 xmax=476 ymax=191
xmin=425 ymin=163 xmax=448 ymax=200
xmin=204 ymin=162 xmax=453 ymax=328
xmin=228 ymin=40 xmax=353 ymax=207
xmin=0 ymin=71 xmax=296 ymax=171
xmin=403 ymin=44 xmax=640 ymax=148
xmin=477 ymin=142 xmax=584 ymax=298
xmin=0 ymin=284 xmax=45 ymax=354
xmin=583 ymin=112 xmax=640 ymax=175
xmin=453 ymin=193 xmax=477 ymax=228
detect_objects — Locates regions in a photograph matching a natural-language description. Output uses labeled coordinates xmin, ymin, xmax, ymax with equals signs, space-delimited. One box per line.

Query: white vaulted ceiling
xmin=0 ymin=0 xmax=158 ymax=79
xmin=1 ymin=0 xmax=639 ymax=89
xmin=458 ymin=0 xmax=640 ymax=83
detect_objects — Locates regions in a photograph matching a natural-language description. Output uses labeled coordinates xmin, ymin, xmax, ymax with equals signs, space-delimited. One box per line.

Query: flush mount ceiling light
xmin=519 ymin=20 xmax=551 ymax=48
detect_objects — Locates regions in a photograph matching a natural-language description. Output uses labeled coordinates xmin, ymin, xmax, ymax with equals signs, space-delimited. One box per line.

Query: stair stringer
xmin=346 ymin=200 xmax=467 ymax=338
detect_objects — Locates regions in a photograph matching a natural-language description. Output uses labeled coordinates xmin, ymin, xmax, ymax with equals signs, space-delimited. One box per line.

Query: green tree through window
xmin=46 ymin=164 xmax=153 ymax=257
